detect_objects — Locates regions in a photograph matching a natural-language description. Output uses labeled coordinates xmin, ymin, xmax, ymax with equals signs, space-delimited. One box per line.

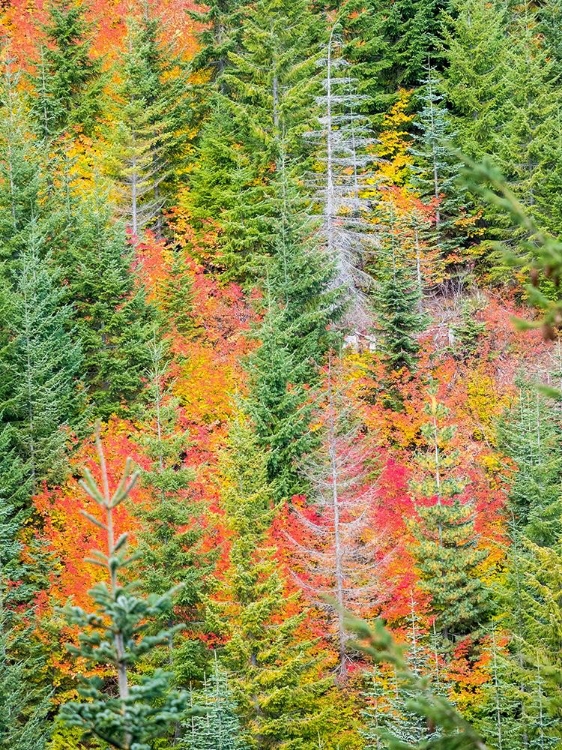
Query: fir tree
xmin=372 ymin=199 xmax=428 ymax=374
xmin=135 ymin=338 xmax=216 ymax=683
xmin=59 ymin=432 xmax=189 ymax=749
xmin=56 ymin=190 xmax=155 ymax=419
xmin=208 ymin=415 xmax=336 ymax=749
xmin=183 ymin=654 xmax=245 ymax=750
xmin=442 ymin=0 xmax=509 ymax=162
xmin=412 ymin=397 xmax=490 ymax=642
xmin=0 ymin=219 xmax=82 ymax=489
xmin=32 ymin=0 xmax=103 ymax=138
xmin=339 ymin=0 xmax=450 ymax=116
xmin=107 ymin=8 xmax=190 ymax=234
xmin=497 ymin=381 xmax=562 ymax=546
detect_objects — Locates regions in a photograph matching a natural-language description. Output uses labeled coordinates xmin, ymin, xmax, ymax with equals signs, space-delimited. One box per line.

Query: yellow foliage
xmin=374 ymin=89 xmax=415 ymax=186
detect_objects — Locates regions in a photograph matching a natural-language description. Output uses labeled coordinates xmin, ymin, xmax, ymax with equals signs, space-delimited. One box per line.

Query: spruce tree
xmin=59 ymin=432 xmax=189 ymax=749
xmin=32 ymin=0 xmax=103 ymax=138
xmin=412 ymin=397 xmax=490 ymax=642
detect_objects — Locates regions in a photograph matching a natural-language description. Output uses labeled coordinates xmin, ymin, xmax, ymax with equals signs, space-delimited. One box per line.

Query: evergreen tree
xmin=208 ymin=415 xmax=336 ymax=749
xmin=183 ymin=654 xmax=245 ymax=750
xmin=372 ymin=199 xmax=428 ymax=374
xmin=56 ymin=189 xmax=155 ymax=418
xmin=59 ymin=432 xmax=189 ymax=749
xmin=244 ymin=166 xmax=340 ymax=501
xmin=187 ymin=0 xmax=321 ymax=280
xmin=497 ymin=380 xmax=562 ymax=546
xmin=410 ymin=65 xmax=478 ymax=269
xmin=107 ymin=8 xmax=190 ymax=234
xmin=412 ymin=397 xmax=490 ymax=642
xmin=0 ymin=612 xmax=51 ymax=749
xmin=442 ymin=0 xmax=509 ymax=161
xmin=340 ymin=0 xmax=450 ymax=117
xmin=32 ymin=0 xmax=103 ymax=138
xmin=0 ymin=219 xmax=82 ymax=488
xmin=450 ymin=301 xmax=487 ymax=360
xmin=135 ymin=339 xmax=216 ymax=683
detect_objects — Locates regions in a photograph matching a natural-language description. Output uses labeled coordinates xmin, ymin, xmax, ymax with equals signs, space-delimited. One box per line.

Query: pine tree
xmin=208 ymin=415 xmax=336 ymax=749
xmin=412 ymin=397 xmax=490 ymax=642
xmin=59 ymin=432 xmax=189 ymax=749
xmin=32 ymin=0 xmax=103 ymax=138
xmin=183 ymin=654 xmax=245 ymax=750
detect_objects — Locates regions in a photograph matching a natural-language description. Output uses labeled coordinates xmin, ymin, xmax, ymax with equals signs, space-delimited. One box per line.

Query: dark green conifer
xmin=32 ymin=0 xmax=103 ymax=138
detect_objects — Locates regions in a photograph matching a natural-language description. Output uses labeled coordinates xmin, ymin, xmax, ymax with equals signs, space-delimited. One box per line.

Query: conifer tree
xmin=208 ymin=415 xmax=336 ymax=749
xmin=56 ymin=189 xmax=155 ymax=418
xmin=410 ymin=65 xmax=477 ymax=269
xmin=59 ymin=432 xmax=189 ymax=749
xmin=412 ymin=397 xmax=490 ymax=642
xmin=0 ymin=219 xmax=82 ymax=488
xmin=497 ymin=381 xmax=562 ymax=546
xmin=32 ymin=0 xmax=103 ymax=138
xmin=183 ymin=654 xmax=245 ymax=750
xmin=308 ymin=29 xmax=377 ymax=328
xmin=340 ymin=0 xmax=450 ymax=116
xmin=107 ymin=8 xmax=190 ymax=234
xmin=287 ymin=362 xmax=380 ymax=677
xmin=372 ymin=199 xmax=428 ymax=374
xmin=188 ymin=0 xmax=321 ymax=280
xmin=135 ymin=339 xmax=216 ymax=683
xmin=244 ymin=165 xmax=340 ymax=501
xmin=442 ymin=0 xmax=509 ymax=161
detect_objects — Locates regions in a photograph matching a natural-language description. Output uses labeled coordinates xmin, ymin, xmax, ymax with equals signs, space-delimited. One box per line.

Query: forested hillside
xmin=0 ymin=0 xmax=561 ymax=747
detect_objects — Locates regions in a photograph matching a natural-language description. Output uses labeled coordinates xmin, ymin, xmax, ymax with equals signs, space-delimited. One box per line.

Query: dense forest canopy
xmin=0 ymin=0 xmax=561 ymax=747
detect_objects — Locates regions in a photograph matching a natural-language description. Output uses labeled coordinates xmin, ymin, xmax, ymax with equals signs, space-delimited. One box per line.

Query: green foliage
xmin=450 ymin=303 xmax=486 ymax=360
xmin=54 ymin=189 xmax=155 ymax=418
xmin=412 ymin=399 xmax=490 ymax=640
xmin=182 ymin=655 xmax=245 ymax=750
xmin=107 ymin=9 xmax=190 ymax=233
xmin=497 ymin=381 xmax=562 ymax=545
xmin=135 ymin=340 xmax=216 ymax=683
xmin=59 ymin=432 xmax=189 ymax=750
xmin=32 ymin=0 xmax=103 ymax=138
xmin=372 ymin=205 xmax=428 ymax=375
xmin=340 ymin=0 xmax=450 ymax=116
xmin=209 ymin=415 xmax=335 ymax=749
xmin=349 ymin=615 xmax=489 ymax=749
